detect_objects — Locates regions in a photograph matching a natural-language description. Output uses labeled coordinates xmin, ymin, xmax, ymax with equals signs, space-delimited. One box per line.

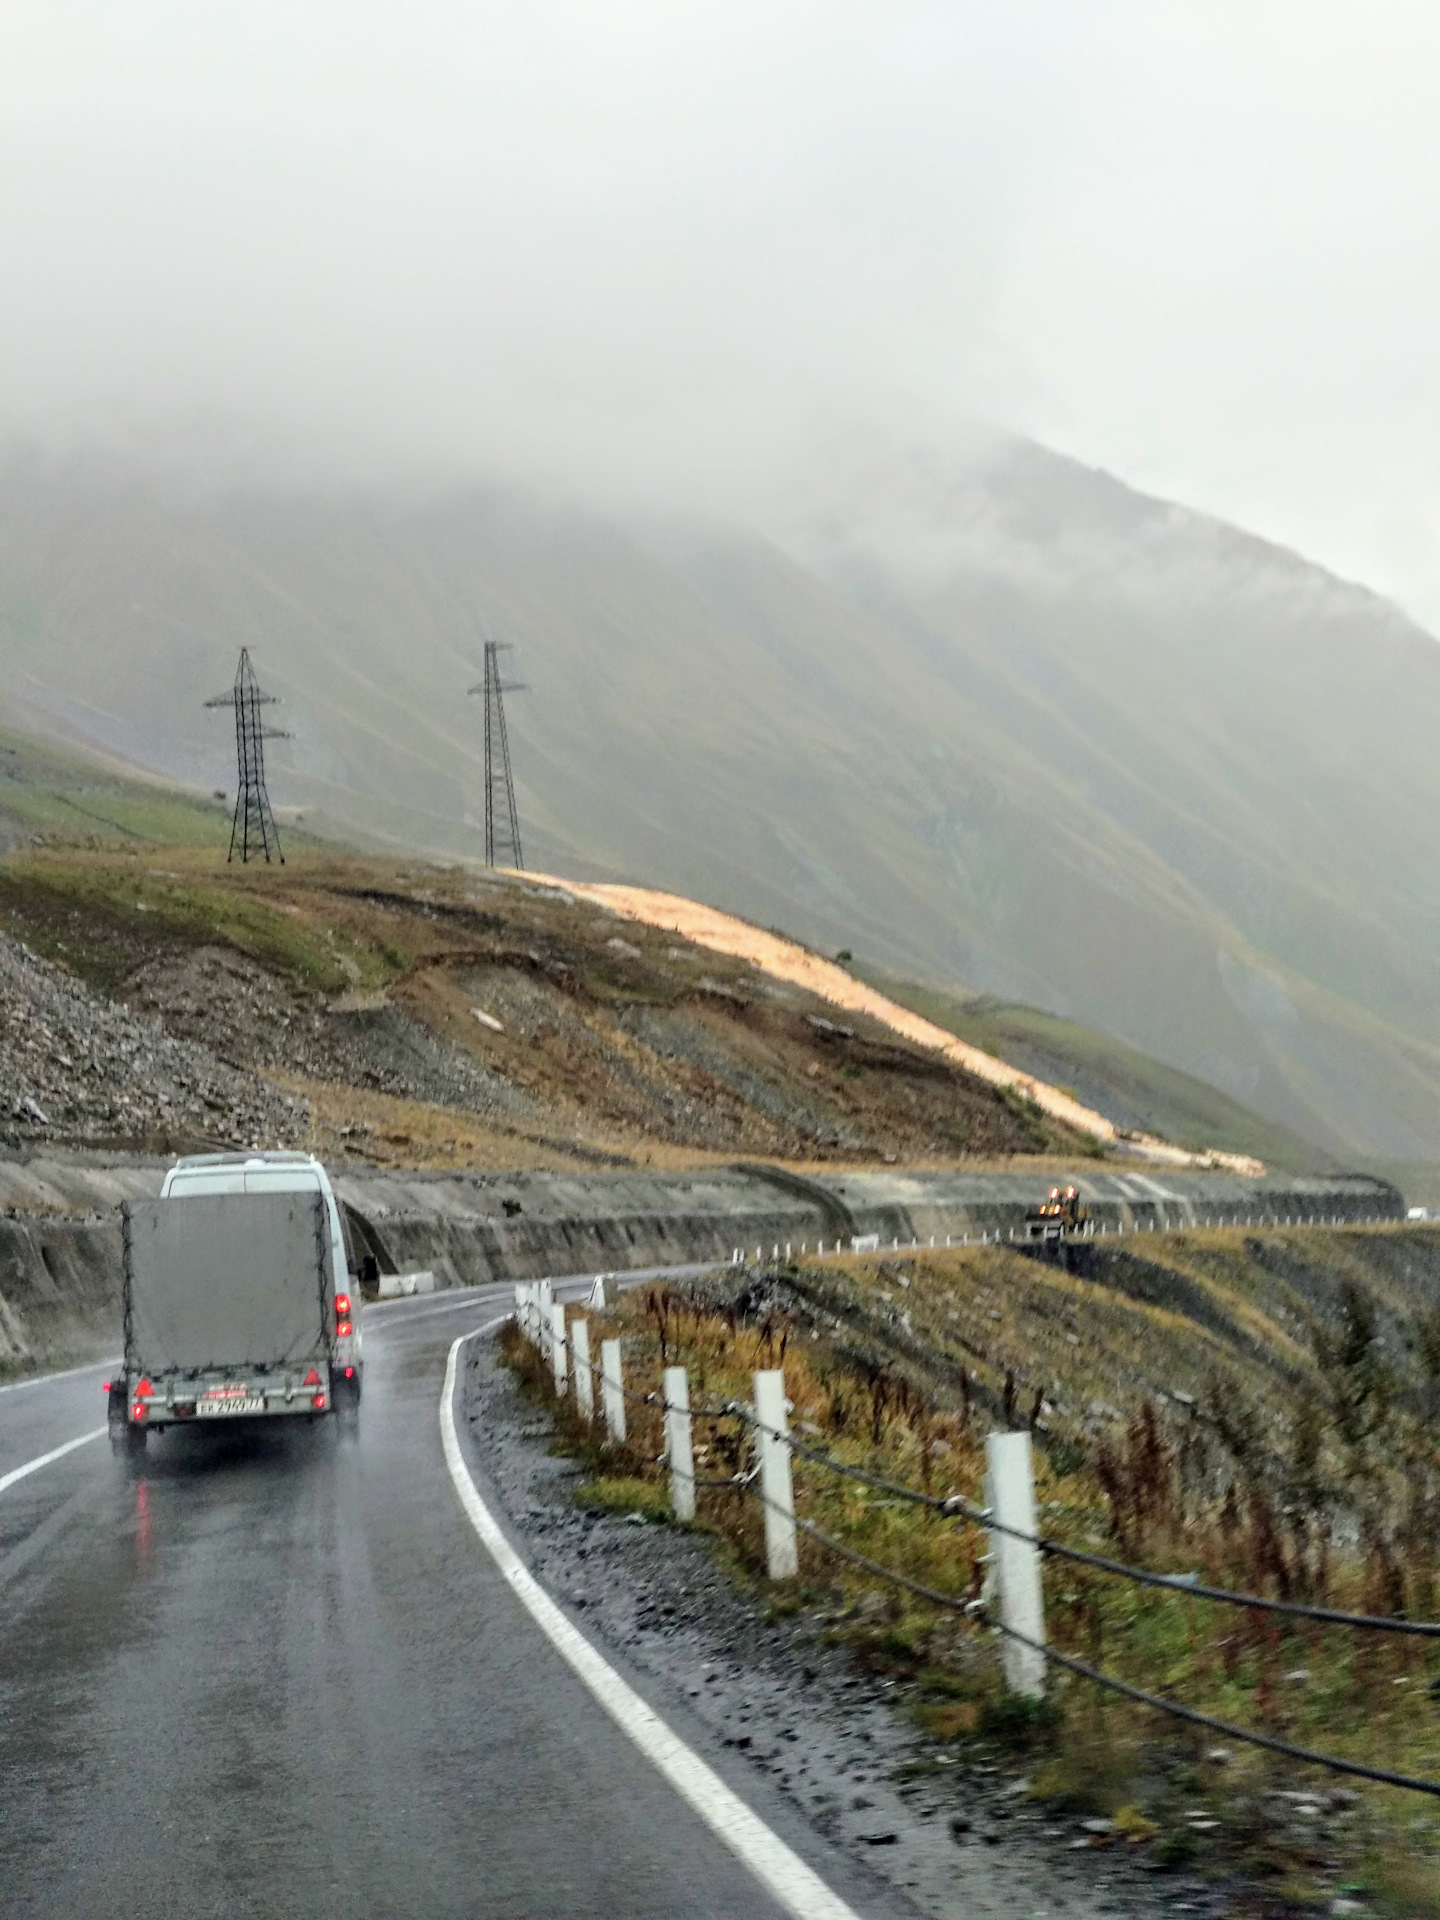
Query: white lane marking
xmin=0 ymin=1358 xmax=119 ymax=1397
xmin=440 ymin=1331 xmax=860 ymax=1920
xmin=0 ymin=1428 xmax=107 ymax=1496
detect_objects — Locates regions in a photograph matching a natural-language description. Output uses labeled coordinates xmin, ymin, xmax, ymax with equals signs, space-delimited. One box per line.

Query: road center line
xmin=439 ymin=1327 xmax=861 ymax=1920
xmin=0 ymin=1428 xmax=107 ymax=1496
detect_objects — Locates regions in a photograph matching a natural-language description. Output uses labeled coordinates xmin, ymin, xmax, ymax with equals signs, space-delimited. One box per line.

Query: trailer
xmin=110 ymin=1177 xmax=359 ymax=1455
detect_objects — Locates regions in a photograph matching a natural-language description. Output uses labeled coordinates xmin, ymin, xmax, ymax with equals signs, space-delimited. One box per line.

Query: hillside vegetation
xmin=7 ymin=443 xmax=1440 ymax=1160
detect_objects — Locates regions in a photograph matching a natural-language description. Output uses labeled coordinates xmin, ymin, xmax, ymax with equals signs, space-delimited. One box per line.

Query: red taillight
xmin=343 ymin=1366 xmax=355 ymax=1378
xmin=336 ymin=1321 xmax=352 ymax=1338
xmin=132 ymin=1402 xmax=146 ymax=1421
xmin=303 ymin=1368 xmax=321 ymax=1387
xmin=335 ymin=1294 xmax=352 ymax=1318
xmin=102 ymin=1381 xmax=111 ymax=1393
xmin=312 ymin=1392 xmax=327 ymax=1410
xmin=136 ymin=1378 xmax=154 ymax=1399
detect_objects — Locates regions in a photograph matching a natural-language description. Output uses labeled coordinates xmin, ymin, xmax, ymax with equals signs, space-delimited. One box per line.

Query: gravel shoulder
xmin=463 ymin=1333 xmax=1220 ymax=1920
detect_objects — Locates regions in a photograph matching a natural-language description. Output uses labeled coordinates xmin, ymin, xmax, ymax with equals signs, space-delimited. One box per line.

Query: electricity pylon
xmin=468 ymin=639 xmax=525 ymax=868
xmin=205 ymin=648 xmax=289 ymax=864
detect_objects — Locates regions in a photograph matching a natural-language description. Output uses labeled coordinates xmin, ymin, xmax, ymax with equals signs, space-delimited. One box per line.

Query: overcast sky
xmin=7 ymin=3 xmax=1440 ymax=624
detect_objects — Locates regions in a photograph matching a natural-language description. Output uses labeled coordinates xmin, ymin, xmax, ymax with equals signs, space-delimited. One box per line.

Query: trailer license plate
xmin=197 ymin=1395 xmax=266 ymax=1416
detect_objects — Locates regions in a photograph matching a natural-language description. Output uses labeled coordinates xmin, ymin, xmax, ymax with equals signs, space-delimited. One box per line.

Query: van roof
xmin=170 ymin=1151 xmax=319 ymax=1170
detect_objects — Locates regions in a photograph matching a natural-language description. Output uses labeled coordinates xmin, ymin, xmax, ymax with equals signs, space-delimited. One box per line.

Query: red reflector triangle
xmin=303 ymin=1369 xmax=321 ymax=1386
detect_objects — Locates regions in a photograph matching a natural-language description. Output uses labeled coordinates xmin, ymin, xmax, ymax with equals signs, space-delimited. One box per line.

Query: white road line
xmin=440 ymin=1329 xmax=860 ymax=1920
xmin=0 ymin=1358 xmax=118 ymax=1397
xmin=0 ymin=1428 xmax=107 ymax=1496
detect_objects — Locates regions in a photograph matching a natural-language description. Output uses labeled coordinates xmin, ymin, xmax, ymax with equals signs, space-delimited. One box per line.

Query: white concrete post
xmin=572 ymin=1318 xmax=594 ymax=1421
xmin=550 ymin=1302 xmax=568 ymax=1395
xmin=537 ymin=1280 xmax=554 ymax=1360
xmin=985 ymin=1430 xmax=1046 ymax=1699
xmin=754 ymin=1369 xmax=799 ymax=1580
xmin=601 ymin=1339 xmax=626 ymax=1443
xmin=590 ymin=1275 xmax=607 ymax=1309
xmin=664 ymin=1366 xmax=695 ymax=1522
xmin=785 ymin=1242 xmax=791 ymax=1259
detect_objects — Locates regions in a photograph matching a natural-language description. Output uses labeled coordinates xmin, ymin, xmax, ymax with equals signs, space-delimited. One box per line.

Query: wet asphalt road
xmin=0 ymin=1279 xmax=896 ymax=1920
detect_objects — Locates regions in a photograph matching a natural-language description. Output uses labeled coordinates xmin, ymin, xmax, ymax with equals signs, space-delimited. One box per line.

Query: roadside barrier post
xmin=590 ymin=1276 xmax=607 ymax=1309
xmin=537 ymin=1280 xmax=554 ymax=1361
xmin=572 ymin=1319 xmax=594 ymax=1421
xmin=601 ymin=1339 xmax=626 ymax=1443
xmin=985 ymin=1430 xmax=1047 ymax=1699
xmin=754 ymin=1370 xmax=799 ymax=1580
xmin=664 ymin=1366 xmax=695 ymax=1522
xmin=550 ymin=1303 xmax=568 ymax=1395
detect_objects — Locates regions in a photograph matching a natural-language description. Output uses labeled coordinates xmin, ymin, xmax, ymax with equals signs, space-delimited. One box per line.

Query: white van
xmin=159 ymin=1151 xmax=363 ymax=1400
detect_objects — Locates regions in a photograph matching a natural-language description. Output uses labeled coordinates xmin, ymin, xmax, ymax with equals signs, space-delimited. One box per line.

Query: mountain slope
xmin=3 ymin=443 xmax=1439 ymax=1159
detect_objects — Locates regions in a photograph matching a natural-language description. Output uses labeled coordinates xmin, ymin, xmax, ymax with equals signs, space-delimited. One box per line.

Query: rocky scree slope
xmin=0 ymin=929 xmax=306 ymax=1151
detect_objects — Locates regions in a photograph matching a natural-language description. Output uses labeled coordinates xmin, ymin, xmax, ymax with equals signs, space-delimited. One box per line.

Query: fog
xmin=7 ymin=3 xmax=1440 ymax=622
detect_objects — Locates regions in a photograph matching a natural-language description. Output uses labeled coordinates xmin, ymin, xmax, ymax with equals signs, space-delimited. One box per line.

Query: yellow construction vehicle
xmin=1025 ymin=1183 xmax=1087 ymax=1244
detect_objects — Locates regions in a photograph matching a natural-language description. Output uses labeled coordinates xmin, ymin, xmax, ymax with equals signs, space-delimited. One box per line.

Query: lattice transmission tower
xmin=205 ymin=648 xmax=289 ymax=864
xmin=468 ymin=638 xmax=525 ymax=868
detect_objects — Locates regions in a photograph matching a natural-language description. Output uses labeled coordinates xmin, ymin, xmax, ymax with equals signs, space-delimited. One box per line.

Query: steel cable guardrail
xmin=732 ymin=1409 xmax=1440 ymax=1638
xmin=555 ymin=1339 xmax=1440 ymax=1636
xmin=737 ymin=1477 xmax=1440 ymax=1799
xmin=516 ymin=1303 xmax=1440 ymax=1795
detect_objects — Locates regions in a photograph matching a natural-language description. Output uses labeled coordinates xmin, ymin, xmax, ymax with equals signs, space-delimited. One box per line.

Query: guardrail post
xmin=664 ymin=1366 xmax=695 ymax=1522
xmin=550 ymin=1302 xmax=568 ymax=1395
xmin=572 ymin=1318 xmax=594 ymax=1421
xmin=985 ymin=1430 xmax=1046 ymax=1699
xmin=537 ymin=1280 xmax=553 ymax=1360
xmin=601 ymin=1339 xmax=626 ymax=1443
xmin=754 ymin=1369 xmax=799 ymax=1579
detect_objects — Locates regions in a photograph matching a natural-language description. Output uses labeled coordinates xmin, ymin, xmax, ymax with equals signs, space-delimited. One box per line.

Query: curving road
xmin=0 ymin=1277 xmax=907 ymax=1920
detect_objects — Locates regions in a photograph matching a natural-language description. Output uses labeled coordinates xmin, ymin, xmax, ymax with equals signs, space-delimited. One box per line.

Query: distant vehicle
xmin=109 ymin=1152 xmax=362 ymax=1455
xmin=1025 ymin=1184 xmax=1088 ymax=1244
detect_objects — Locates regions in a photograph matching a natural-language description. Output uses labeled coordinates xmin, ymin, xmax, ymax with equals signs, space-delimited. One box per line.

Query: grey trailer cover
xmin=124 ymin=1192 xmax=329 ymax=1374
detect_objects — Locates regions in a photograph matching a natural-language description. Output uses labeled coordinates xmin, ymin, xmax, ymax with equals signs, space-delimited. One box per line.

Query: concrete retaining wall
xmin=0 ymin=1150 xmax=1405 ymax=1377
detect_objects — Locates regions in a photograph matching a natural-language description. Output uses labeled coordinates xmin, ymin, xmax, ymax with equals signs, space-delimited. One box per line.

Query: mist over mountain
xmin=4 ymin=433 xmax=1440 ymax=1164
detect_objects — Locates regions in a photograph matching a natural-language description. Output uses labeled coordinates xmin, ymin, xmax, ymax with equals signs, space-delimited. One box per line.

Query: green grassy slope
xmin=6 ymin=447 xmax=1440 ymax=1160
